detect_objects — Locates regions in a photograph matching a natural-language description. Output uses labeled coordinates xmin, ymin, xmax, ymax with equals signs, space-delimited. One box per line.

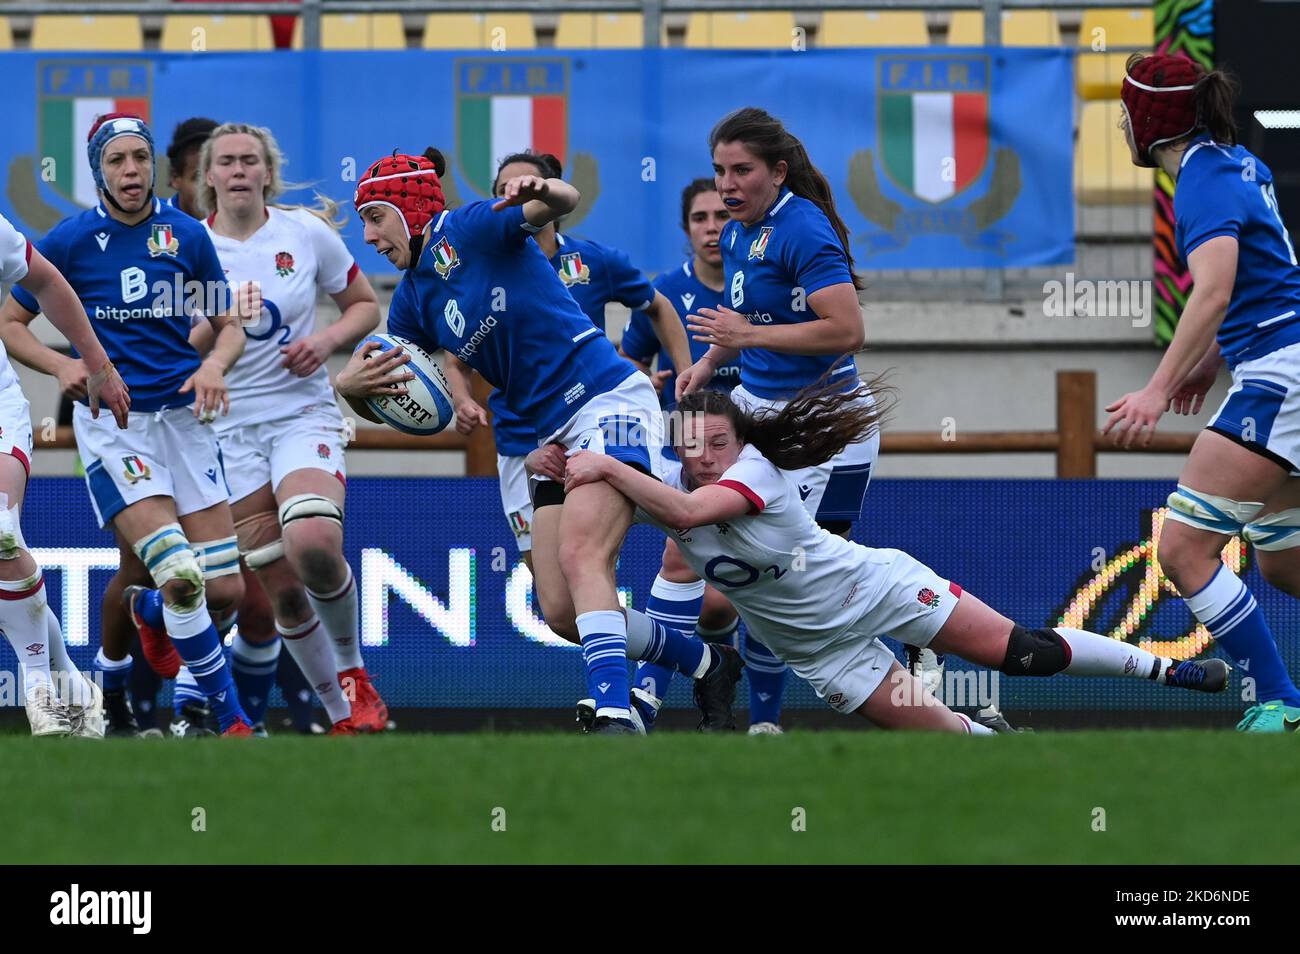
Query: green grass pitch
xmin=0 ymin=731 xmax=1293 ymax=864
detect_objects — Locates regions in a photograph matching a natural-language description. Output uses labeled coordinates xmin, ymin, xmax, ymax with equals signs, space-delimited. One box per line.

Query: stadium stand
xmin=30 ymin=14 xmax=143 ymax=50
xmin=423 ymin=13 xmax=536 ymax=49
xmin=160 ymin=15 xmax=275 ymax=52
xmin=554 ymin=13 xmax=644 ymax=48
xmin=817 ymin=11 xmax=929 ymax=46
xmin=947 ymin=9 xmax=1061 ymax=45
xmin=1076 ymin=7 xmax=1153 ymax=99
xmin=684 ymin=11 xmax=797 ymax=48
xmin=292 ymin=13 xmax=406 ymax=50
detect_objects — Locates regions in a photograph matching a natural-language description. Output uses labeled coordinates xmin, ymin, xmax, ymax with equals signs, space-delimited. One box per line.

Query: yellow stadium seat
xmin=947 ymin=10 xmax=1061 ymax=46
xmin=1077 ymin=8 xmax=1154 ymax=100
xmin=423 ymin=14 xmax=535 ymax=50
xmin=818 ymin=11 xmax=928 ymax=46
xmin=30 ymin=15 xmax=142 ymax=51
xmin=684 ymin=12 xmax=796 ymax=49
xmin=554 ymin=13 xmax=644 ymax=48
xmin=1076 ymin=100 xmax=1152 ymax=204
xmin=161 ymin=16 xmax=273 ymax=52
xmin=293 ymin=14 xmax=406 ymax=50
xmin=0 ymin=17 xmax=11 ymax=51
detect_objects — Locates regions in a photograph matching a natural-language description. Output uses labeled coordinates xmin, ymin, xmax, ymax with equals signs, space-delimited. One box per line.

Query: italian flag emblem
xmin=147 ymin=223 xmax=179 ymax=257
xmin=558 ymin=251 xmax=590 ymax=285
xmin=431 ymin=236 xmax=460 ymax=279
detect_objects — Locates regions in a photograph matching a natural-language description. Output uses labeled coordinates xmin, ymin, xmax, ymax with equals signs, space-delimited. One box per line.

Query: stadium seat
xmin=423 ymin=14 xmax=535 ymax=50
xmin=0 ymin=17 xmax=11 ymax=50
xmin=554 ymin=13 xmax=644 ymax=48
xmin=293 ymin=14 xmax=407 ymax=50
xmin=947 ymin=10 xmax=1061 ymax=46
xmin=160 ymin=15 xmax=274 ymax=52
xmin=30 ymin=15 xmax=142 ymax=51
xmin=818 ymin=11 xmax=928 ymax=47
xmin=1077 ymin=8 xmax=1154 ymax=100
xmin=1075 ymin=99 xmax=1153 ymax=204
xmin=684 ymin=12 xmax=797 ymax=49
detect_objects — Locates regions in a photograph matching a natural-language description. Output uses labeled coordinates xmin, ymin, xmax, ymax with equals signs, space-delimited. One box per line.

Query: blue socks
xmin=230 ymin=633 xmax=281 ymax=726
xmin=1185 ymin=565 xmax=1300 ymax=706
xmin=136 ymin=587 xmax=165 ymax=630
xmin=163 ymin=599 xmax=248 ymax=730
xmin=173 ymin=665 xmax=205 ymax=709
xmin=741 ymin=623 xmax=787 ymax=726
xmin=578 ymin=610 xmax=631 ymax=722
xmin=94 ymin=648 xmax=132 ymax=692
xmin=630 ymin=576 xmax=708 ymax=730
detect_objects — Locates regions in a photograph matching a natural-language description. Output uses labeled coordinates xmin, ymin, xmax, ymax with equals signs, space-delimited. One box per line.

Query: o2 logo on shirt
xmin=243 ymin=298 xmax=289 ymax=344
xmin=730 ymin=270 xmax=745 ymax=309
xmin=120 ymin=267 xmax=148 ymax=304
xmin=704 ymin=554 xmax=788 ymax=589
xmin=444 ymin=299 xmax=466 ymax=337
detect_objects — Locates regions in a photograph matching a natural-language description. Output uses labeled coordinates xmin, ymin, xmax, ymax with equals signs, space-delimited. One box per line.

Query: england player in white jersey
xmin=190 ymin=123 xmax=385 ymax=733
xmin=0 ymin=212 xmax=129 ymax=735
xmin=1 ymin=113 xmax=258 ymax=736
xmin=556 ymin=385 xmax=1230 ymax=730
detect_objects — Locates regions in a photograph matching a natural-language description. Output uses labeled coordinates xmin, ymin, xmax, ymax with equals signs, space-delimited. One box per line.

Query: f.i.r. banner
xmin=0 ymin=48 xmax=1073 ymax=274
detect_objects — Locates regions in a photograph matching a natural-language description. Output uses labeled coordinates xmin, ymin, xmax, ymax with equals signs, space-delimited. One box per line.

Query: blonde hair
xmin=198 ymin=122 xmax=344 ymax=230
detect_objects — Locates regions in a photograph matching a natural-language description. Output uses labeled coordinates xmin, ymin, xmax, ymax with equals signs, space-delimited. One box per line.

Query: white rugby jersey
xmin=205 ymin=207 xmax=357 ymax=428
xmin=0 ymin=213 xmax=33 ymax=390
xmin=653 ymin=444 xmax=876 ymax=658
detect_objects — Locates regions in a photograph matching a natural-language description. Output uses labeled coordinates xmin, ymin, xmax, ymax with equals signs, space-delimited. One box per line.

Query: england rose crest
xmin=317 ymin=443 xmax=330 ymax=459
xmin=917 ymin=587 xmax=940 ymax=609
xmin=275 ymin=251 xmax=295 ymax=277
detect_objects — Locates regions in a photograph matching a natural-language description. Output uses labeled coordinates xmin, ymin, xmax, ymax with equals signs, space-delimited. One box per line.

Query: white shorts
xmin=75 ymin=403 xmax=231 ymax=528
xmin=0 ymin=378 xmax=33 ymax=480
xmin=731 ymin=384 xmax=879 ymax=524
xmin=497 ymin=452 xmax=532 ymax=553
xmin=761 ymin=549 xmax=961 ymax=716
xmin=215 ymin=403 xmax=348 ymax=504
xmin=1209 ymin=342 xmax=1300 ymax=474
xmin=533 ymin=372 xmax=666 ymax=502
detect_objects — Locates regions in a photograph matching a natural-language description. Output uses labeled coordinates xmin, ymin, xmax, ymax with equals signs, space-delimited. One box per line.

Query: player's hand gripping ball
xmin=354 ymin=334 xmax=454 ymax=435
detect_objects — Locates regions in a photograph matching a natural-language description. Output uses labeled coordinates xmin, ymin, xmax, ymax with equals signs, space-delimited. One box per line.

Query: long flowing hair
xmin=198 ymin=122 xmax=343 ymax=229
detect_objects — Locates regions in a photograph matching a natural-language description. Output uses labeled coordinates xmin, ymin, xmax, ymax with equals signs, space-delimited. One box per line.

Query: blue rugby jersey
xmin=385 ymin=201 xmax=636 ymax=443
xmin=719 ymin=187 xmax=858 ymax=399
xmin=1175 ymin=136 xmax=1300 ymax=367
xmin=10 ymin=198 xmax=229 ymax=411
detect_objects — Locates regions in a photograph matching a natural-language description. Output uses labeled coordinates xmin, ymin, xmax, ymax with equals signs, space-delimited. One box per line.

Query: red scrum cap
xmin=354 ymin=153 xmax=446 ymax=237
xmin=1121 ymin=53 xmax=1203 ymax=167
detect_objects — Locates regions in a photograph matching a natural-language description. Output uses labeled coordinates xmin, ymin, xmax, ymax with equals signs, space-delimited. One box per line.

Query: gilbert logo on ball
xmin=357 ymin=334 xmax=454 ymax=436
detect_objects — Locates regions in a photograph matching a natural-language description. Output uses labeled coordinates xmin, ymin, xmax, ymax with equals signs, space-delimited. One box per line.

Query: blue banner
xmin=3 ymin=476 xmax=1292 ymax=714
xmin=1 ymin=48 xmax=1073 ymax=274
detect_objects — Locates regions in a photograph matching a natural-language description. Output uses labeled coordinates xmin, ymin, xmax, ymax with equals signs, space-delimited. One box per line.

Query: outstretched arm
xmin=563 ymin=450 xmax=750 ymax=531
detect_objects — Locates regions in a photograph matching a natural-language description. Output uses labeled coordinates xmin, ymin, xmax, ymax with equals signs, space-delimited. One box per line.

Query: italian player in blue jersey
xmin=0 ymin=113 xmax=259 ymax=736
xmin=1105 ymin=54 xmax=1300 ymax=732
xmin=448 ymin=150 xmax=690 ymax=569
xmin=619 ymin=178 xmax=750 ymax=731
xmin=662 ymin=108 xmax=878 ymax=732
xmin=336 ymin=150 xmax=742 ymax=733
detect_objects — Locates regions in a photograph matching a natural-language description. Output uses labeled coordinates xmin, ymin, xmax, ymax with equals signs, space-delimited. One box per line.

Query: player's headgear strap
xmin=87 ymin=113 xmax=156 ymax=209
xmin=1121 ymin=54 xmax=1203 ymax=167
xmin=354 ymin=153 xmax=446 ymax=269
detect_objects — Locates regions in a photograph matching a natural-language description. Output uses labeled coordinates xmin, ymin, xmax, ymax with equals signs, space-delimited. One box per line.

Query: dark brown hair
xmin=680 ymin=176 xmax=718 ymax=231
xmin=674 ymin=372 xmax=893 ymax=472
xmin=709 ymin=107 xmax=863 ymax=290
xmin=492 ymin=150 xmax=563 ymax=194
xmin=421 ymin=146 xmax=448 ymax=176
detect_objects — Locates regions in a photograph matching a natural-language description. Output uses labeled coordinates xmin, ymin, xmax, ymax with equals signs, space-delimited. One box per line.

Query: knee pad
xmin=1166 ymin=485 xmax=1265 ymax=535
xmin=0 ymin=495 xmax=27 ymax=560
xmin=192 ymin=535 xmax=241 ymax=580
xmin=279 ymin=494 xmax=343 ymax=532
xmin=235 ymin=510 xmax=284 ymax=570
xmin=1243 ymin=508 xmax=1300 ymax=551
xmin=1000 ymin=625 xmax=1070 ymax=677
xmin=132 ymin=524 xmax=204 ymax=611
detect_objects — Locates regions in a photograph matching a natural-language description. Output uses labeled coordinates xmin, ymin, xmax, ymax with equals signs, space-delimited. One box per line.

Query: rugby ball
xmin=357 ymin=334 xmax=454 ymax=435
